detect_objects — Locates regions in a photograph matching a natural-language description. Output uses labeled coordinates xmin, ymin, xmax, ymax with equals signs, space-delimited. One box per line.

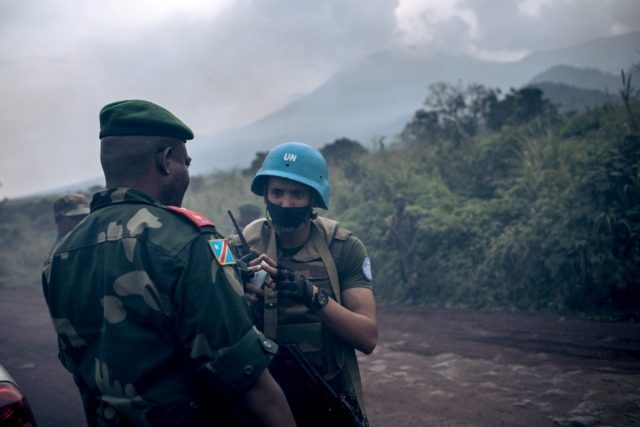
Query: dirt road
xmin=362 ymin=305 xmax=640 ymax=426
xmin=1 ymin=286 xmax=639 ymax=426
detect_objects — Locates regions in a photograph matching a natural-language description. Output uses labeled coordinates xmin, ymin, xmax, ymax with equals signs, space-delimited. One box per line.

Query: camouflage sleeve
xmin=42 ymin=265 xmax=77 ymax=375
xmin=172 ymin=233 xmax=277 ymax=395
xmin=336 ymin=235 xmax=374 ymax=291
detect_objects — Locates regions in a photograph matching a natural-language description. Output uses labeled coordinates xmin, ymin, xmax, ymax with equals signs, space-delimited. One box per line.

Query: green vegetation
xmin=2 ymin=76 xmax=638 ymax=317
xmin=0 ymin=196 xmax=60 ymax=287
xmin=343 ymin=78 xmax=639 ymax=316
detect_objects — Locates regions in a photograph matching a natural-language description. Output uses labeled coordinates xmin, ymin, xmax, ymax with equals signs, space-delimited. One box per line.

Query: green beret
xmin=99 ymin=99 xmax=194 ymax=141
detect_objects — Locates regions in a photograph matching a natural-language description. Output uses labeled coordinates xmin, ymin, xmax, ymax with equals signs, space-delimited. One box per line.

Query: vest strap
xmin=310 ymin=222 xmax=341 ymax=305
xmin=310 ymin=221 xmax=366 ymax=415
xmin=263 ymin=222 xmax=279 ymax=339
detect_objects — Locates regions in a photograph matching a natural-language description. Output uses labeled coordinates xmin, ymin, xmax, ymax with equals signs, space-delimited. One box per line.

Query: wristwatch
xmin=311 ymin=288 xmax=329 ymax=311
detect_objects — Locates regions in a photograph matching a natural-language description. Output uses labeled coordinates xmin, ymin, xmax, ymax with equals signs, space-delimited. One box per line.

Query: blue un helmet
xmin=251 ymin=142 xmax=330 ymax=209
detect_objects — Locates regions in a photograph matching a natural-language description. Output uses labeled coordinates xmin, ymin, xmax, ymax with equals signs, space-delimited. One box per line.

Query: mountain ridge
xmin=144 ymin=31 xmax=640 ymax=176
xmin=530 ymin=65 xmax=623 ymax=92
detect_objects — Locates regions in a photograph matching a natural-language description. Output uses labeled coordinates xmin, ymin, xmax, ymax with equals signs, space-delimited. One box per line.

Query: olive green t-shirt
xmin=334 ymin=233 xmax=373 ymax=292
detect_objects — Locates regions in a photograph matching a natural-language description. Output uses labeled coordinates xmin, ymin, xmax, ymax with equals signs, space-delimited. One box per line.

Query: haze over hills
xmin=22 ymin=30 xmax=640 ymax=197
xmin=527 ymin=64 xmax=630 ymax=113
xmin=189 ymin=31 xmax=640 ymax=176
xmin=529 ymin=65 xmax=622 ymax=93
xmin=528 ymin=81 xmax=614 ymax=113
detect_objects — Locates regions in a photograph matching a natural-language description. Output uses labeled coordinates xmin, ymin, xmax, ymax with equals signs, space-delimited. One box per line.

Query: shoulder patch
xmin=362 ymin=256 xmax=373 ymax=282
xmin=209 ymin=239 xmax=236 ymax=265
xmin=165 ymin=206 xmax=215 ymax=228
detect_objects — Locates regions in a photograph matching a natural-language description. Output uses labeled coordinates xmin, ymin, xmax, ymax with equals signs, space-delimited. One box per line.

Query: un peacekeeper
xmin=42 ymin=100 xmax=295 ymax=426
xmin=236 ymin=142 xmax=378 ymax=426
xmin=52 ymin=193 xmax=90 ymax=241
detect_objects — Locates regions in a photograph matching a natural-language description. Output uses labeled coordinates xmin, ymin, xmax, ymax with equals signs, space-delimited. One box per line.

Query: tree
xmin=399 ymin=109 xmax=441 ymax=145
xmin=424 ymin=81 xmax=500 ymax=140
xmin=242 ymin=151 xmax=268 ymax=176
xmin=320 ymin=138 xmax=367 ymax=165
xmin=486 ymin=87 xmax=557 ymax=130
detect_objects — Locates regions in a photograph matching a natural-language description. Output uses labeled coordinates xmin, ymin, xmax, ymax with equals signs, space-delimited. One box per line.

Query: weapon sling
xmin=310 ymin=222 xmax=367 ymax=419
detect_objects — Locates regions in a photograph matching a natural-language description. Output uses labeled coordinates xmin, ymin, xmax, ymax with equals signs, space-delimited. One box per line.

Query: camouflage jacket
xmin=42 ymin=188 xmax=277 ymax=426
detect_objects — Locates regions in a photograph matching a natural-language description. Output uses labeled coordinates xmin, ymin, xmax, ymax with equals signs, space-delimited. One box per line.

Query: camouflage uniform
xmin=42 ymin=188 xmax=277 ymax=426
xmin=241 ymin=216 xmax=372 ymax=426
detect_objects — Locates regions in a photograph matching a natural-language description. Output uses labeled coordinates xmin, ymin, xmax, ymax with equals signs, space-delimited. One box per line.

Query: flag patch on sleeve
xmin=209 ymin=239 xmax=236 ymax=265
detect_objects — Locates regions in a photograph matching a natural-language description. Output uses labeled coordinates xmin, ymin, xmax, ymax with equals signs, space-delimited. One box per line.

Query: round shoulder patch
xmin=362 ymin=256 xmax=372 ymax=282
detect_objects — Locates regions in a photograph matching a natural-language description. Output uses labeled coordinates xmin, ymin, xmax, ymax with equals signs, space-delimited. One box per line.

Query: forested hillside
xmin=528 ymin=82 xmax=613 ymax=113
xmin=2 ymin=76 xmax=638 ymax=317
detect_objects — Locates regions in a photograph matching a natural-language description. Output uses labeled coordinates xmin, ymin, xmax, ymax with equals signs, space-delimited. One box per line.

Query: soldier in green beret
xmin=42 ymin=100 xmax=295 ymax=426
xmin=52 ymin=193 xmax=90 ymax=241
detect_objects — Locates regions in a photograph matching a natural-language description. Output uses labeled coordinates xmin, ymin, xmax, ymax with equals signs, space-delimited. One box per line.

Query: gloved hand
xmin=273 ymin=267 xmax=314 ymax=307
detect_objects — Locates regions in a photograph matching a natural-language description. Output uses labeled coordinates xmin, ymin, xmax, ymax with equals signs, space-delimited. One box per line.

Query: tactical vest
xmin=243 ymin=217 xmax=366 ymax=414
xmin=243 ymin=217 xmax=347 ymax=377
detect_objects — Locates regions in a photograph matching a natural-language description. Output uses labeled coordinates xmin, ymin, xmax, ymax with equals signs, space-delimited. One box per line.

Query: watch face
xmin=314 ymin=289 xmax=329 ymax=309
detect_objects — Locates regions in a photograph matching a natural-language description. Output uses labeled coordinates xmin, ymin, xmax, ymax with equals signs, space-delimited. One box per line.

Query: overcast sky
xmin=1 ymin=0 xmax=639 ymax=199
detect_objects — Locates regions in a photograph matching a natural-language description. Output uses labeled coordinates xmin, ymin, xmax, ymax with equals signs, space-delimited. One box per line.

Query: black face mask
xmin=267 ymin=201 xmax=312 ymax=232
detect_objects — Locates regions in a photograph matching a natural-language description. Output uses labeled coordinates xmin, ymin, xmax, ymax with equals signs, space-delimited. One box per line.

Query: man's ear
xmin=156 ymin=146 xmax=173 ymax=176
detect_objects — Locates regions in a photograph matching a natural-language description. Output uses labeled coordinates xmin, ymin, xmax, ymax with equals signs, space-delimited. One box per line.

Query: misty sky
xmin=1 ymin=0 xmax=639 ymax=199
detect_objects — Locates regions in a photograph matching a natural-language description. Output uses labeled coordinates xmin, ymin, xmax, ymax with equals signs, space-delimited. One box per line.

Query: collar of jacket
xmin=90 ymin=187 xmax=162 ymax=213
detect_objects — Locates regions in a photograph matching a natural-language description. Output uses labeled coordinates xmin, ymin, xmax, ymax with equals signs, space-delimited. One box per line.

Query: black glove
xmin=274 ymin=267 xmax=314 ymax=307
